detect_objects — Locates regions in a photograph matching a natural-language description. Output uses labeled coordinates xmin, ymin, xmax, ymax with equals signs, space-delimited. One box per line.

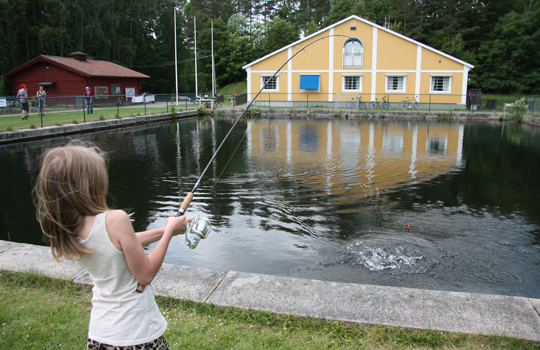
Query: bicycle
xmin=345 ymin=96 xmax=366 ymax=109
xmin=370 ymin=96 xmax=389 ymax=109
xmin=399 ymin=97 xmax=420 ymax=111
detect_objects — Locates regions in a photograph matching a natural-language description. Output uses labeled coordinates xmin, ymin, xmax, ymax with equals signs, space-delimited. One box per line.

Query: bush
xmin=507 ymin=99 xmax=527 ymax=122
xmin=197 ymin=105 xmax=205 ymax=115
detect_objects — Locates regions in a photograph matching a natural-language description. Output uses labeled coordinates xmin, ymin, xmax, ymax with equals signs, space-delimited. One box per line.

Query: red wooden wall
xmin=9 ymin=60 xmax=143 ymax=100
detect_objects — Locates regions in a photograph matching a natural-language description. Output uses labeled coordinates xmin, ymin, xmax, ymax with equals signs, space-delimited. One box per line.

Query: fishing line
xmin=176 ymin=34 xmax=352 ymax=218
xmin=203 ymin=128 xmax=249 ymax=204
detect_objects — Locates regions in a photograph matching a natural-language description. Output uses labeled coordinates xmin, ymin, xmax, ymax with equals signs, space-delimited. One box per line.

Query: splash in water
xmin=343 ymin=240 xmax=424 ymax=272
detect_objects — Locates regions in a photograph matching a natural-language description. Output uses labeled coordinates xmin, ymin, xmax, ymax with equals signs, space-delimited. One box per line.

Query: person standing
xmin=85 ymin=86 xmax=93 ymax=114
xmin=34 ymin=141 xmax=191 ymax=349
xmin=17 ymin=84 xmax=29 ymax=120
xmin=36 ymin=86 xmax=47 ymax=116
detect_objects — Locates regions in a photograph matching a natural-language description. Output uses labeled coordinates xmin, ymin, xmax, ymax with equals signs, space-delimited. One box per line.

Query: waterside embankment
xmin=1 ymin=240 xmax=539 ymax=341
xmin=2 ymin=108 xmax=540 ymax=145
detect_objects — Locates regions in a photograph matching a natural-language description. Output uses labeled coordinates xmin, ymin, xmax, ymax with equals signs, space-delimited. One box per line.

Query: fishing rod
xmin=178 ymin=34 xmax=351 ymax=248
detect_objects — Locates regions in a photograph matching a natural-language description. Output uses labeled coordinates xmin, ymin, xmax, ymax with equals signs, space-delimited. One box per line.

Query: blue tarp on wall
xmin=300 ymin=75 xmax=320 ymax=90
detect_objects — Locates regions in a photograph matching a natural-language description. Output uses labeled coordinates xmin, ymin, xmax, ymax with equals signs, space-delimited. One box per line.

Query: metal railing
xmin=1 ymin=92 xmax=538 ymax=119
xmin=244 ymin=92 xmax=540 ymax=113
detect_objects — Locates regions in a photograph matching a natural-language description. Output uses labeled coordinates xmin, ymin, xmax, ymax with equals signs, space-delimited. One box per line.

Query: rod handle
xmin=176 ymin=192 xmax=194 ymax=217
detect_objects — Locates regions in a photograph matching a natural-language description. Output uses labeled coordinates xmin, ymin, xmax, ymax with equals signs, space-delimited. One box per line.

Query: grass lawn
xmin=0 ymin=105 xmax=200 ymax=132
xmin=1 ymin=270 xmax=538 ymax=350
xmin=218 ymin=81 xmax=247 ymax=94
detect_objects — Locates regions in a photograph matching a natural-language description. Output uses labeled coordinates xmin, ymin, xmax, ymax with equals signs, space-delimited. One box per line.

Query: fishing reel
xmin=184 ymin=215 xmax=211 ymax=249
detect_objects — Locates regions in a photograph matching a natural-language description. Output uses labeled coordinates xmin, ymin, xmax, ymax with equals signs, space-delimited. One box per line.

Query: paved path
xmin=1 ymin=240 xmax=539 ymax=341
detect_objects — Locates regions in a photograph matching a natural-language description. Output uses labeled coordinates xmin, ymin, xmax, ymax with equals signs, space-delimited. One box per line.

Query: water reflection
xmin=1 ymin=118 xmax=539 ymax=298
xmin=245 ymin=119 xmax=465 ymax=207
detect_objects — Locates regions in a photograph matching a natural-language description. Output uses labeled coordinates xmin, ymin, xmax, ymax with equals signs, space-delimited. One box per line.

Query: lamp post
xmin=174 ymin=6 xmax=179 ymax=106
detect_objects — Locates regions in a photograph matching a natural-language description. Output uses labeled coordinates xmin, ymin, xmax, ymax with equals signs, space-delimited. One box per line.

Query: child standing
xmin=85 ymin=87 xmax=93 ymax=114
xmin=34 ymin=141 xmax=190 ymax=349
xmin=36 ymin=86 xmax=47 ymax=115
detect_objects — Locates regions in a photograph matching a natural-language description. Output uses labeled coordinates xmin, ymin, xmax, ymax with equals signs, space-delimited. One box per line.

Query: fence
xmin=1 ymin=92 xmax=538 ymax=118
xmin=246 ymin=92 xmax=540 ymax=113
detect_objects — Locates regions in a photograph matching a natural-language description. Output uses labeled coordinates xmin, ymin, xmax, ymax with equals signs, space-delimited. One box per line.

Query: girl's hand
xmin=167 ymin=216 xmax=193 ymax=236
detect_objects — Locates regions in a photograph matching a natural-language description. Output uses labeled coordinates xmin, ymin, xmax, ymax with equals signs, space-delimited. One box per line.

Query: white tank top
xmin=77 ymin=212 xmax=167 ymax=346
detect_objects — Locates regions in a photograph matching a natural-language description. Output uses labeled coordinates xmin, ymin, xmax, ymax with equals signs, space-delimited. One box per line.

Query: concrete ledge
xmin=1 ymin=240 xmax=539 ymax=341
xmin=208 ymin=271 xmax=540 ymax=341
xmin=151 ymin=264 xmax=228 ymax=302
xmin=213 ymin=108 xmax=507 ymax=122
xmin=0 ymin=111 xmax=198 ymax=145
xmin=0 ymin=241 xmax=85 ymax=280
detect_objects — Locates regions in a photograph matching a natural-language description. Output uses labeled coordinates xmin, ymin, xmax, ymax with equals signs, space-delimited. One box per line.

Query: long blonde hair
xmin=34 ymin=141 xmax=109 ymax=261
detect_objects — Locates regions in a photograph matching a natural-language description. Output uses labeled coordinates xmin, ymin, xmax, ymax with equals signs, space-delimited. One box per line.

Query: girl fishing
xmin=34 ymin=140 xmax=190 ymax=350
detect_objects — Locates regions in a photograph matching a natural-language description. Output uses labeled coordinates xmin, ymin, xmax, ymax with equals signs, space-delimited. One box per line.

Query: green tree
xmin=0 ymin=76 xmax=12 ymax=96
xmin=217 ymin=15 xmax=263 ymax=85
xmin=323 ymin=0 xmax=357 ymax=27
xmin=474 ymin=6 xmax=540 ymax=94
xmin=305 ymin=20 xmax=319 ymax=36
xmin=263 ymin=18 xmax=300 ymax=55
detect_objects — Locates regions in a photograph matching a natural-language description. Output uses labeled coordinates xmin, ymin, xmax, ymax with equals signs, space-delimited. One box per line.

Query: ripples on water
xmin=1 ymin=118 xmax=539 ymax=298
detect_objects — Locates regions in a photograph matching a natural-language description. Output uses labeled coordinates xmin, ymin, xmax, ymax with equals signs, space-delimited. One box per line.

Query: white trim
xmin=385 ymin=75 xmax=407 ymax=93
xmin=251 ymin=69 xmax=465 ymax=74
xmin=415 ymin=46 xmax=422 ymax=99
xmin=462 ymin=67 xmax=470 ymax=104
xmin=329 ymin=28 xmax=334 ymax=102
xmin=246 ymin=66 xmax=251 ymax=101
xmin=242 ymin=15 xmax=474 ymax=70
xmin=287 ymin=47 xmax=292 ymax=101
xmin=371 ymin=27 xmax=378 ymax=101
xmin=342 ymin=75 xmax=363 ymax=92
xmin=429 ymin=75 xmax=452 ymax=93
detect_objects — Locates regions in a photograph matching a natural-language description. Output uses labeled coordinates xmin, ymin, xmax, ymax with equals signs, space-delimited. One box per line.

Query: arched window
xmin=343 ymin=38 xmax=363 ymax=68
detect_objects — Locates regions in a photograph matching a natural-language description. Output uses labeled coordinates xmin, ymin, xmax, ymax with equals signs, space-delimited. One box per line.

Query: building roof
xmin=243 ymin=15 xmax=474 ymax=70
xmin=1 ymin=54 xmax=150 ymax=79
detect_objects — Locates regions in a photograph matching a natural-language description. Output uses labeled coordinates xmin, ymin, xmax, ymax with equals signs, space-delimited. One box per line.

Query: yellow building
xmin=243 ymin=15 xmax=474 ymax=109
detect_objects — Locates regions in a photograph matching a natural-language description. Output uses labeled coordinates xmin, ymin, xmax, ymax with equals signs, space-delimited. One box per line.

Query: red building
xmin=2 ymin=52 xmax=149 ymax=102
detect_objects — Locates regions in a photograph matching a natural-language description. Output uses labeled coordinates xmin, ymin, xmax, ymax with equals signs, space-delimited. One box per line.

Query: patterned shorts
xmin=86 ymin=334 xmax=170 ymax=350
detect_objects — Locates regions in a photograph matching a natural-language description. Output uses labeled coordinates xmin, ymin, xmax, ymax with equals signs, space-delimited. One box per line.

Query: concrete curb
xmin=1 ymin=240 xmax=539 ymax=341
xmin=2 ymin=109 xmax=539 ymax=146
xmin=0 ymin=110 xmax=198 ymax=145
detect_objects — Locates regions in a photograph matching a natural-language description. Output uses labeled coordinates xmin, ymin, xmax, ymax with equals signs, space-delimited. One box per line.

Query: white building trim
xmin=246 ymin=66 xmax=251 ymax=101
xmin=415 ymin=45 xmax=422 ymax=100
xmin=288 ymin=47 xmax=292 ymax=101
xmin=328 ymin=28 xmax=334 ymax=102
xmin=462 ymin=66 xmax=470 ymax=105
xmin=371 ymin=27 xmax=378 ymax=101
xmin=242 ymin=15 xmax=474 ymax=71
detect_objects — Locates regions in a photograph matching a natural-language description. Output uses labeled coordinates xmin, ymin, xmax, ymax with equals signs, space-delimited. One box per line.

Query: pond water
xmin=1 ymin=117 xmax=539 ymax=298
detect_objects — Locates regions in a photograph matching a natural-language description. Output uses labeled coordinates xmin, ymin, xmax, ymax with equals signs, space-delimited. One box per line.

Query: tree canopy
xmin=1 ymin=0 xmax=539 ymax=94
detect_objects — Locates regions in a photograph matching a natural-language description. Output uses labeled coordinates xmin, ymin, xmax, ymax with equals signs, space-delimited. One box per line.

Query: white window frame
xmin=385 ymin=75 xmax=407 ymax=93
xmin=343 ymin=38 xmax=363 ymax=68
xmin=261 ymin=75 xmax=279 ymax=91
xmin=342 ymin=75 xmax=363 ymax=92
xmin=430 ymin=75 xmax=452 ymax=93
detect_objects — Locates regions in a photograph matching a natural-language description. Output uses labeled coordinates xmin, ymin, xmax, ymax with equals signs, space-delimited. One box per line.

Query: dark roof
xmin=2 ymin=54 xmax=150 ymax=79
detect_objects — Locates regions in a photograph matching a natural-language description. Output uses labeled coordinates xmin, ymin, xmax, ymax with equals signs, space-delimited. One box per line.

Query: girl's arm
xmin=135 ymin=227 xmax=166 ymax=247
xmin=106 ymin=210 xmax=188 ymax=286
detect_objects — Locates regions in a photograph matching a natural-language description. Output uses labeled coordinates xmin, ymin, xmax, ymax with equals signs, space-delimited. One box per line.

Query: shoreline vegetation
xmin=1 ymin=271 xmax=538 ymax=349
